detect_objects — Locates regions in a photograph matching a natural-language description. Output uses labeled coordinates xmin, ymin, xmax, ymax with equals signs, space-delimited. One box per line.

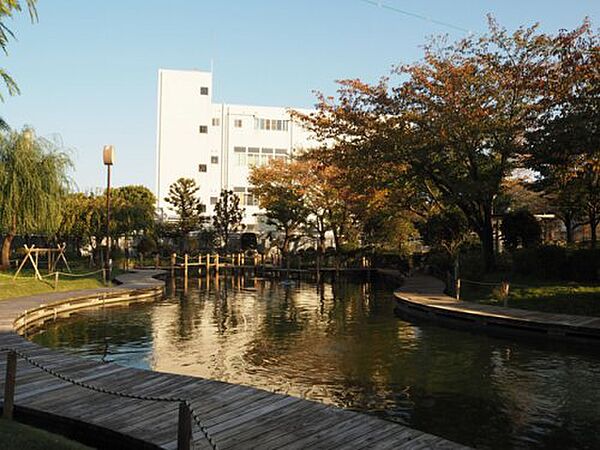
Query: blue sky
xmin=2 ymin=0 xmax=598 ymax=192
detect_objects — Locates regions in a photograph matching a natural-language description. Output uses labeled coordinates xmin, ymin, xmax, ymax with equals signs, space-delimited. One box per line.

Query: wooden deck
xmin=395 ymin=274 xmax=600 ymax=343
xmin=0 ymin=270 xmax=465 ymax=449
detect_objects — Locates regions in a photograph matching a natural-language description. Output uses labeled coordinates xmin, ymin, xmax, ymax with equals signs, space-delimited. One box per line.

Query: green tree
xmin=164 ymin=177 xmax=205 ymax=249
xmin=0 ymin=0 xmax=37 ymax=128
xmin=419 ymin=209 xmax=470 ymax=260
xmin=0 ymin=128 xmax=71 ymax=268
xmin=501 ymin=210 xmax=542 ymax=251
xmin=212 ymin=189 xmax=245 ymax=250
xmin=112 ymin=185 xmax=156 ymax=237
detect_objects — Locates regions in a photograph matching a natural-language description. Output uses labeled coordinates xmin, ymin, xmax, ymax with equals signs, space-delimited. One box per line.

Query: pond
xmin=30 ymin=275 xmax=600 ymax=449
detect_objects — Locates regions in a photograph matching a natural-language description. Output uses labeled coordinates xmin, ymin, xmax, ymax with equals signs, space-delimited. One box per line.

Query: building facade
xmin=155 ymin=69 xmax=315 ymax=230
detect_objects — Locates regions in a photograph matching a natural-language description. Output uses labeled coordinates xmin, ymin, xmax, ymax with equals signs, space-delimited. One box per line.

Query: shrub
xmin=501 ymin=209 xmax=541 ymax=250
xmin=513 ymin=245 xmax=567 ymax=280
xmin=568 ymin=249 xmax=600 ymax=283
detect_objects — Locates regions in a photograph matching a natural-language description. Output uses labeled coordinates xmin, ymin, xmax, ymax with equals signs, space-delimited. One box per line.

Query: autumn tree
xmin=527 ymin=21 xmax=600 ymax=246
xmin=298 ymin=17 xmax=583 ymax=270
xmin=164 ymin=178 xmax=205 ymax=250
xmin=249 ymin=159 xmax=308 ymax=265
xmin=212 ymin=189 xmax=245 ymax=250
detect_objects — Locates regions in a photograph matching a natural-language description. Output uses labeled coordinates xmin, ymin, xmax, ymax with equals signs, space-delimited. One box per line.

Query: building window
xmin=235 ymin=153 xmax=246 ymax=166
xmin=199 ymin=204 xmax=206 ymax=213
xmin=199 ymin=125 xmax=208 ymax=134
xmin=212 ymin=118 xmax=220 ymax=126
xmin=234 ymin=119 xmax=243 ymax=128
xmin=198 ymin=164 xmax=207 ymax=172
xmin=210 ymin=197 xmax=218 ymax=205
xmin=254 ymin=118 xmax=289 ymax=131
xmin=200 ymin=87 xmax=209 ymax=95
xmin=248 ymin=153 xmax=259 ymax=167
xmin=211 ymin=156 xmax=219 ymax=164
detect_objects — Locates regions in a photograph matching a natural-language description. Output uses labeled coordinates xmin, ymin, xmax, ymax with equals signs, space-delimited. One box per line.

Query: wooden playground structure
xmin=12 ymin=244 xmax=71 ymax=281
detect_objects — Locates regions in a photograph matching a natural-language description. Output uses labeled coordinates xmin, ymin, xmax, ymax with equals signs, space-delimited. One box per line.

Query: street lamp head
xmin=23 ymin=128 xmax=34 ymax=143
xmin=103 ymin=145 xmax=115 ymax=165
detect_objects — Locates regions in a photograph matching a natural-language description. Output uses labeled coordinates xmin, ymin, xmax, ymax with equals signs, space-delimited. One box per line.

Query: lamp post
xmin=103 ymin=145 xmax=114 ymax=283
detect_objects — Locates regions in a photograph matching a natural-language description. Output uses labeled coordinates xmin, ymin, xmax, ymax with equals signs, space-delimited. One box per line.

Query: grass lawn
xmin=460 ymin=275 xmax=600 ymax=317
xmin=0 ymin=267 xmax=114 ymax=301
xmin=0 ymin=418 xmax=92 ymax=450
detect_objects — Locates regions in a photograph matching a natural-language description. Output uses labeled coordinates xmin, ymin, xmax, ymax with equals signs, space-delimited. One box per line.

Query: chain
xmin=0 ymin=347 xmax=217 ymax=450
xmin=40 ymin=269 xmax=105 ymax=279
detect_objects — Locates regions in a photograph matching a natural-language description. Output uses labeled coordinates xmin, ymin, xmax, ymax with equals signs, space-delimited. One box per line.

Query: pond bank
xmin=395 ymin=274 xmax=600 ymax=343
xmin=0 ymin=270 xmax=465 ymax=449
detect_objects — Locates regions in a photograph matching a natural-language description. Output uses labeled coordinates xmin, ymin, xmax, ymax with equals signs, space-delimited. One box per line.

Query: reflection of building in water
xmin=150 ymin=276 xmax=260 ymax=383
xmin=149 ymin=277 xmax=420 ymax=408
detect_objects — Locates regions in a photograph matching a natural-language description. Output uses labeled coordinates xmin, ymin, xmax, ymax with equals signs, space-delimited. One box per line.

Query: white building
xmin=155 ymin=69 xmax=315 ymax=230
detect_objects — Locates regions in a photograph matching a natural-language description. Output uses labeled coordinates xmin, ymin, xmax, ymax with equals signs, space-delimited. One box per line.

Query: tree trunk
xmin=563 ymin=213 xmax=574 ymax=245
xmin=1 ymin=233 xmax=15 ymax=270
xmin=479 ymin=206 xmax=496 ymax=272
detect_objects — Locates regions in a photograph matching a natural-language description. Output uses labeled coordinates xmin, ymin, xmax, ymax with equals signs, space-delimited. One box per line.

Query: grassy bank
xmin=0 ymin=419 xmax=91 ymax=450
xmin=0 ymin=268 xmax=112 ymax=301
xmin=460 ymin=275 xmax=600 ymax=317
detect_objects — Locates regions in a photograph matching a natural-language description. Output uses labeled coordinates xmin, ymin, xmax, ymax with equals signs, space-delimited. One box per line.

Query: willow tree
xmin=0 ymin=128 xmax=71 ymax=269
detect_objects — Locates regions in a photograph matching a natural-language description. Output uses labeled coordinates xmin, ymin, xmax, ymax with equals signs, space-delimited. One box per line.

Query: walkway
xmin=395 ymin=274 xmax=600 ymax=343
xmin=0 ymin=270 xmax=465 ymax=449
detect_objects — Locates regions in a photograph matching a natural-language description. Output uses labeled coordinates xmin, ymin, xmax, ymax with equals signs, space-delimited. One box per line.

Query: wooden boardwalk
xmin=0 ymin=270 xmax=465 ymax=449
xmin=395 ymin=274 xmax=600 ymax=343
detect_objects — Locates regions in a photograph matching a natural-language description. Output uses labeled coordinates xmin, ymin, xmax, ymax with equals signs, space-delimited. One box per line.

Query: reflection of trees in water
xmin=32 ymin=304 xmax=154 ymax=358
xmin=34 ymin=275 xmax=600 ymax=450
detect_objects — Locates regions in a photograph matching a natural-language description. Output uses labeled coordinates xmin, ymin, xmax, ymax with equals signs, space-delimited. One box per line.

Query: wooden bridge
xmin=0 ymin=270 xmax=466 ymax=449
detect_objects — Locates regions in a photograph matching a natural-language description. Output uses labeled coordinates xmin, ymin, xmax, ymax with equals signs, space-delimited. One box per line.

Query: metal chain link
xmin=0 ymin=347 xmax=217 ymax=450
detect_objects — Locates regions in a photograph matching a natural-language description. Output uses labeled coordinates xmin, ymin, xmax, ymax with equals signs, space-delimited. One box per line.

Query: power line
xmin=358 ymin=0 xmax=470 ymax=34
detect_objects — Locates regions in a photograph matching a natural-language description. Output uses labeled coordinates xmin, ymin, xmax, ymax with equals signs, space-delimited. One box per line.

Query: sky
xmin=2 ymin=0 xmax=598 ymax=192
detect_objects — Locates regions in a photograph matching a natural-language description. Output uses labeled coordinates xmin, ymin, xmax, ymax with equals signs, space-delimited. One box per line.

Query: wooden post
xmin=184 ymin=254 xmax=189 ymax=280
xmin=155 ymin=254 xmax=160 ymax=269
xmin=102 ymin=268 xmax=107 ymax=286
xmin=215 ymin=254 xmax=220 ymax=274
xmin=54 ymin=271 xmax=59 ymax=290
xmin=455 ymin=278 xmax=461 ymax=301
xmin=501 ymin=281 xmax=510 ymax=307
xmin=241 ymin=252 xmax=245 ymax=267
xmin=177 ymin=401 xmax=192 ymax=450
xmin=3 ymin=350 xmax=17 ymax=420
xmin=206 ymin=253 xmax=210 ymax=274
xmin=198 ymin=254 xmax=202 ymax=275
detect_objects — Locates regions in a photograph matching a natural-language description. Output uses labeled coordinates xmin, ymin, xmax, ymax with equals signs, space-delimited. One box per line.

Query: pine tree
xmin=212 ymin=189 xmax=245 ymax=250
xmin=164 ymin=178 xmax=205 ymax=249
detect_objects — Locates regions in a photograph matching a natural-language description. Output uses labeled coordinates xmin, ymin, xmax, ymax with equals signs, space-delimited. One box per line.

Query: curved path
xmin=0 ymin=270 xmax=465 ymax=449
xmin=395 ymin=274 xmax=600 ymax=343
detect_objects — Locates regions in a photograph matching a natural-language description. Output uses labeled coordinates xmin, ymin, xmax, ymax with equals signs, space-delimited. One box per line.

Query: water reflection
xmin=32 ymin=275 xmax=600 ymax=449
